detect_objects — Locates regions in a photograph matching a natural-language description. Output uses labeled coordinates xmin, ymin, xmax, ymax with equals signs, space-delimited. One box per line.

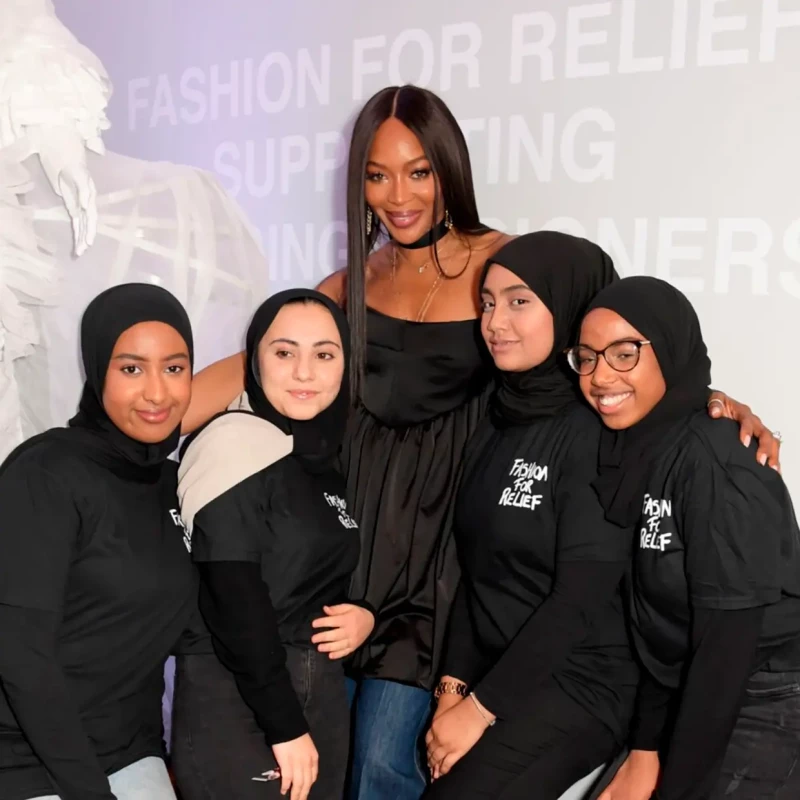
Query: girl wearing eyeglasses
xmin=572 ymin=276 xmax=800 ymax=800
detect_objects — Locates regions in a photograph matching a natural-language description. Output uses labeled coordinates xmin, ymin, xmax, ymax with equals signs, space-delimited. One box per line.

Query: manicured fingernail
xmin=743 ymin=435 xmax=751 ymax=448
xmin=759 ymin=454 xmax=767 ymax=466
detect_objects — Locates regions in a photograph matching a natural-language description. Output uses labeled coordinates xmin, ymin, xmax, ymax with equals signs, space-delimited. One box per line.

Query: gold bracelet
xmin=434 ymin=680 xmax=468 ymax=699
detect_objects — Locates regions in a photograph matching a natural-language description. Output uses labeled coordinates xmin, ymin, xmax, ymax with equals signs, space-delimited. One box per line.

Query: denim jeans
xmin=29 ymin=755 xmax=175 ymax=799
xmin=171 ymin=647 xmax=349 ymax=799
xmin=347 ymin=677 xmax=433 ymax=800
xmin=712 ymin=669 xmax=800 ymax=798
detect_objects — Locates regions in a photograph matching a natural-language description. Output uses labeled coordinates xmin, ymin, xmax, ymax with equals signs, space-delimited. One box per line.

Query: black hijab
xmin=244 ymin=288 xmax=350 ymax=467
xmin=69 ymin=283 xmax=194 ymax=468
xmin=481 ymin=231 xmax=618 ymax=426
xmin=587 ymin=276 xmax=712 ymax=527
xmin=0 ymin=283 xmax=193 ymax=480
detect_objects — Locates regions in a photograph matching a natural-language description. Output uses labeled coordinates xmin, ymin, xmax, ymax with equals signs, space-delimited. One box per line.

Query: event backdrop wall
xmin=55 ymin=0 xmax=800 ymax=494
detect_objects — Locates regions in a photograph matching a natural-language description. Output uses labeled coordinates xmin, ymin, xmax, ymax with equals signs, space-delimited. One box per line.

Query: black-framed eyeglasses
xmin=564 ymin=340 xmax=652 ymax=376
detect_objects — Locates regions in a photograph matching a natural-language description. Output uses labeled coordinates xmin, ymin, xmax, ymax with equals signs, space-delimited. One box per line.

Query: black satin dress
xmin=343 ymin=308 xmax=492 ymax=690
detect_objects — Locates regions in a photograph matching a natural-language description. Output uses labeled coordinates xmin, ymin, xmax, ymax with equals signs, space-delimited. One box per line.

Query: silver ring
xmin=707 ymin=398 xmax=725 ymax=409
xmin=773 ymin=430 xmax=783 ymax=443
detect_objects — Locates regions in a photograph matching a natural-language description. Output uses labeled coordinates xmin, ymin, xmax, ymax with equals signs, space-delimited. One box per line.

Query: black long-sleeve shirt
xmin=629 ymin=607 xmax=763 ymax=799
xmin=443 ymin=406 xmax=638 ymax=740
xmin=197 ymin=561 xmax=309 ymax=742
xmin=0 ymin=437 xmax=196 ymax=800
xmin=182 ymin=435 xmax=361 ymax=745
xmin=627 ymin=414 xmax=800 ymax=800
xmin=474 ymin=559 xmax=629 ymax=719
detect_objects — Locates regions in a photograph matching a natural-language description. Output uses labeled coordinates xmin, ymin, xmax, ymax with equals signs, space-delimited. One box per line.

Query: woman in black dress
xmin=171 ymin=289 xmax=373 ymax=800
xmin=572 ymin=276 xmax=800 ymax=799
xmin=423 ymin=232 xmax=638 ymax=799
xmin=0 ymin=284 xmax=196 ymax=800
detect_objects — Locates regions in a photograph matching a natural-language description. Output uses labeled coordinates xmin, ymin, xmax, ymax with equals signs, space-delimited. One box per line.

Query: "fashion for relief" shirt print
xmin=324 ymin=493 xmax=358 ymax=529
xmin=639 ymin=494 xmax=673 ymax=552
xmin=498 ymin=459 xmax=549 ymax=510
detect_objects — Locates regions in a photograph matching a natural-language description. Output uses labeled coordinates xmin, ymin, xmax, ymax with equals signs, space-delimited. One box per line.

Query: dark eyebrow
xmin=268 ymin=338 xmax=341 ymax=349
xmin=502 ymin=284 xmax=533 ymax=293
xmin=112 ymin=352 xmax=189 ymax=362
xmin=481 ymin=283 xmax=532 ymax=296
xmin=366 ymin=155 xmax=429 ymax=170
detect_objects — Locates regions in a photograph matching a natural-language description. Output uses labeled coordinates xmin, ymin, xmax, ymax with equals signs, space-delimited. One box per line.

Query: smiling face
xmin=363 ymin=117 xmax=443 ymax=244
xmin=578 ymin=307 xmax=667 ymax=429
xmin=102 ymin=321 xmax=192 ymax=443
xmin=480 ymin=264 xmax=555 ymax=372
xmin=257 ymin=301 xmax=344 ymax=420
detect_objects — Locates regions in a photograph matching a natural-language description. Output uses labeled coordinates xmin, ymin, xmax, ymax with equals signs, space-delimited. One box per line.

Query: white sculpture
xmin=0 ymin=0 xmax=266 ymax=459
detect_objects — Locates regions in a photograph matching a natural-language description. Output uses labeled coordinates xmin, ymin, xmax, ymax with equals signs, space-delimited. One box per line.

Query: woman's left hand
xmin=310 ymin=604 xmax=375 ymax=659
xmin=425 ymin=695 xmax=495 ymax=780
xmin=707 ymin=391 xmax=781 ymax=470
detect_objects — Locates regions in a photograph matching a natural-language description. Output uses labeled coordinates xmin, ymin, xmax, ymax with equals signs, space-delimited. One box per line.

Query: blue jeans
xmin=346 ymin=677 xmax=432 ymax=800
xmin=30 ymin=755 xmax=176 ymax=799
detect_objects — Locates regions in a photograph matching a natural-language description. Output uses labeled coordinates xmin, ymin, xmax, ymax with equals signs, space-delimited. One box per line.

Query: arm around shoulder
xmin=183 ymin=351 xmax=247 ymax=435
xmin=316 ymin=269 xmax=347 ymax=306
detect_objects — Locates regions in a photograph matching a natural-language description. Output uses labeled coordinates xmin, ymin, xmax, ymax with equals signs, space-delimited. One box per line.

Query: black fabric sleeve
xmin=655 ymin=606 xmax=762 ymax=800
xmin=474 ymin=560 xmax=626 ymax=719
xmin=198 ymin=561 xmax=309 ymax=744
xmin=475 ymin=418 xmax=630 ymax=718
xmin=348 ymin=597 xmax=377 ymax=617
xmin=683 ymin=439 xmax=785 ymax=610
xmin=0 ymin=458 xmax=114 ymax=800
xmin=190 ymin=475 xmax=265 ymax=565
xmin=440 ymin=581 xmax=491 ymax=686
xmin=627 ymin=670 xmax=674 ymax=751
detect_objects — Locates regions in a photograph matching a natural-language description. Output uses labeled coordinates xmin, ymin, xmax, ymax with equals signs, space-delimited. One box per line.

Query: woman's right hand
xmin=433 ymin=692 xmax=464 ymax=720
xmin=271 ymin=733 xmax=319 ymax=800
xmin=432 ymin=676 xmax=468 ymax=721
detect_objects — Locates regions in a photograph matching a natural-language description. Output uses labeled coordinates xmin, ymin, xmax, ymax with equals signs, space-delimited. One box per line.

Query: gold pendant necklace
xmin=391 ymin=238 xmax=471 ymax=323
xmin=391 ymin=245 xmax=445 ymax=322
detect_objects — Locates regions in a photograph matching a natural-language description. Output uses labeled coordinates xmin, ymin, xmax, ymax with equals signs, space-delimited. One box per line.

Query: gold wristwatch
xmin=433 ymin=680 xmax=468 ymax=699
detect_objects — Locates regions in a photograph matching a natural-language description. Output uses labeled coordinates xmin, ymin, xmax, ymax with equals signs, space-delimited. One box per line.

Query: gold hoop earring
xmin=366 ymin=208 xmax=373 ymax=236
xmin=444 ymin=209 xmax=453 ymax=230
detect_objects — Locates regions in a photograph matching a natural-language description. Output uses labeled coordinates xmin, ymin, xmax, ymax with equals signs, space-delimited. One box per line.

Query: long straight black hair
xmin=345 ymin=84 xmax=491 ymax=400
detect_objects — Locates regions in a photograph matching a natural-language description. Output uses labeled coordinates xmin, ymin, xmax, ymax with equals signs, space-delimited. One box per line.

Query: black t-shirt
xmin=0 ymin=437 xmax=196 ymax=800
xmin=630 ymin=413 xmax=800 ymax=690
xmin=192 ymin=455 xmax=360 ymax=649
xmin=447 ymin=404 xmax=638 ymax=738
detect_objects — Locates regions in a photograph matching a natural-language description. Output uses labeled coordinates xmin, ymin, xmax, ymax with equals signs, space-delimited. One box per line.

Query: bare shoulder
xmin=316 ymin=269 xmax=347 ymax=306
xmin=460 ymin=231 xmax=516 ymax=278
xmin=365 ymin=241 xmax=393 ymax=271
xmin=476 ymin=230 xmax=516 ymax=259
